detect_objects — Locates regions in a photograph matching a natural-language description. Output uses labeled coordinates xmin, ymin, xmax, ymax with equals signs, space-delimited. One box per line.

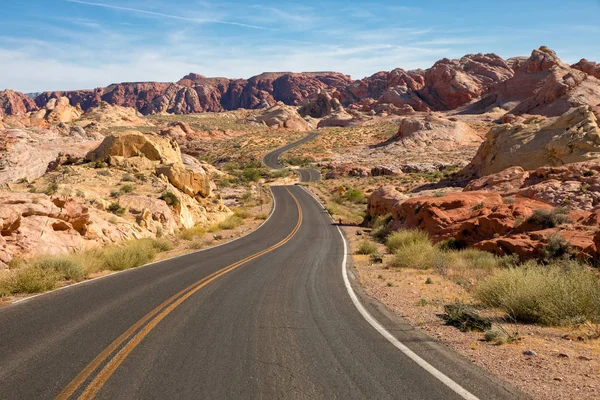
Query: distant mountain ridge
xmin=1 ymin=47 xmax=598 ymax=118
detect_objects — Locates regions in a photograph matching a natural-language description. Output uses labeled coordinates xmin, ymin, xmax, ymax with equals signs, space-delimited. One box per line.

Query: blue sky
xmin=1 ymin=0 xmax=599 ymax=92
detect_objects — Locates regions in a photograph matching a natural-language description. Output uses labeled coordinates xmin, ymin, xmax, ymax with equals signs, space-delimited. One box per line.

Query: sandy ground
xmin=343 ymin=224 xmax=600 ymax=400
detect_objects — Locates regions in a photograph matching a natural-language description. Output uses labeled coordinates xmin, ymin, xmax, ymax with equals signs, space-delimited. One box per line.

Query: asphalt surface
xmin=0 ymin=134 xmax=528 ymax=399
xmin=262 ymin=131 xmax=321 ymax=182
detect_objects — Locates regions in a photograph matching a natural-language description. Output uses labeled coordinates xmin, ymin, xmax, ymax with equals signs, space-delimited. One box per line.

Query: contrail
xmin=63 ymin=0 xmax=273 ymax=30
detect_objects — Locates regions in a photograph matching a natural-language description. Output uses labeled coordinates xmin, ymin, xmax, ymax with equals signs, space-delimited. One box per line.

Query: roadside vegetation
xmin=370 ymin=225 xmax=600 ymax=331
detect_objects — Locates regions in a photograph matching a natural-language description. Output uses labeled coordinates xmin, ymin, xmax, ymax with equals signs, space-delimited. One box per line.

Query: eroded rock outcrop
xmin=156 ymin=162 xmax=211 ymax=198
xmin=32 ymin=97 xmax=82 ymax=123
xmin=86 ymin=131 xmax=181 ymax=164
xmin=0 ymin=90 xmax=38 ymax=116
xmin=465 ymin=106 xmax=600 ymax=177
xmin=247 ymin=103 xmax=309 ymax=131
xmin=366 ymin=186 xmax=408 ymax=218
xmin=394 ymin=115 xmax=483 ymax=151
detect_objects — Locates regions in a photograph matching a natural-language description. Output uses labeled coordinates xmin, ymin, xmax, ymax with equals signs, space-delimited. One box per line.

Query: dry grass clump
xmin=386 ymin=230 xmax=430 ymax=253
xmin=180 ymin=226 xmax=206 ymax=241
xmin=476 ymin=261 xmax=600 ymax=326
xmin=0 ymin=238 xmax=175 ymax=296
xmin=390 ymin=241 xmax=445 ymax=269
xmin=232 ymin=207 xmax=252 ymax=219
xmin=356 ymin=240 xmax=378 ymax=255
xmin=218 ymin=215 xmax=244 ymax=230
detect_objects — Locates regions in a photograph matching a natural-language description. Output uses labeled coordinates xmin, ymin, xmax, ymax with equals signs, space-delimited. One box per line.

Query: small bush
xmin=386 ymin=229 xmax=430 ymax=253
xmin=344 ymin=189 xmax=365 ymax=204
xmin=97 ymin=170 xmax=111 ymax=177
xmin=390 ymin=241 xmax=443 ymax=269
xmin=122 ymin=173 xmax=135 ymax=182
xmin=356 ymin=240 xmax=377 ymax=255
xmin=159 ymin=191 xmax=180 ymax=208
xmin=140 ymin=238 xmax=173 ymax=252
xmin=242 ymin=167 xmax=262 ymax=182
xmin=232 ymin=208 xmax=252 ymax=219
xmin=180 ymin=226 xmax=206 ymax=241
xmin=371 ymin=213 xmax=393 ymax=229
xmin=436 ymin=237 xmax=467 ymax=251
xmin=371 ymin=225 xmax=391 ymax=243
xmin=543 ymin=232 xmax=574 ymax=262
xmin=32 ymin=255 xmax=87 ymax=282
xmin=219 ymin=215 xmax=243 ymax=230
xmin=92 ymin=161 xmax=108 ymax=169
xmin=526 ymin=208 xmax=570 ymax=229
xmin=100 ymin=241 xmax=157 ymax=271
xmin=108 ymin=202 xmax=126 ymax=216
xmin=255 ymin=212 xmax=269 ymax=220
xmin=43 ymin=183 xmax=59 ymax=196
xmin=443 ymin=301 xmax=491 ymax=332
xmin=9 ymin=267 xmax=61 ymax=294
xmin=120 ymin=184 xmax=134 ymax=194
xmin=476 ymin=262 xmax=600 ymax=325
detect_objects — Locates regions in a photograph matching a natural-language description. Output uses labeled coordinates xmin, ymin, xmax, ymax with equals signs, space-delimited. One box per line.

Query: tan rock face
xmin=465 ymin=160 xmax=600 ymax=211
xmin=465 ymin=106 xmax=600 ymax=177
xmin=394 ymin=115 xmax=483 ymax=151
xmin=366 ymin=186 xmax=408 ymax=218
xmin=316 ymin=110 xmax=359 ymax=128
xmin=87 ymin=131 xmax=182 ymax=164
xmin=247 ymin=103 xmax=309 ymax=131
xmin=298 ymin=90 xmax=343 ymax=118
xmin=78 ymin=101 xmax=152 ymax=128
xmin=33 ymin=97 xmax=83 ymax=123
xmin=156 ymin=162 xmax=211 ymax=198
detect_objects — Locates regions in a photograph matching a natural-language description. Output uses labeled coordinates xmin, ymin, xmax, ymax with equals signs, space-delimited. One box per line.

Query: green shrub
xmin=371 ymin=213 xmax=393 ymax=229
xmin=476 ymin=261 xmax=600 ymax=325
xmin=43 ymin=183 xmax=59 ymax=196
xmin=543 ymin=232 xmax=574 ymax=262
xmin=371 ymin=225 xmax=391 ymax=243
xmin=344 ymin=189 xmax=365 ymax=204
xmin=386 ymin=229 xmax=430 ymax=253
xmin=242 ymin=167 xmax=262 ymax=182
xmin=436 ymin=237 xmax=467 ymax=251
xmin=140 ymin=238 xmax=173 ymax=252
xmin=108 ymin=202 xmax=126 ymax=216
xmin=159 ymin=191 xmax=179 ymax=207
xmin=456 ymin=248 xmax=501 ymax=271
xmin=356 ymin=240 xmax=377 ymax=255
xmin=526 ymin=208 xmax=570 ymax=229
xmin=120 ymin=184 xmax=134 ymax=194
xmin=218 ymin=215 xmax=243 ymax=230
xmin=32 ymin=255 xmax=87 ymax=282
xmin=443 ymin=301 xmax=491 ymax=332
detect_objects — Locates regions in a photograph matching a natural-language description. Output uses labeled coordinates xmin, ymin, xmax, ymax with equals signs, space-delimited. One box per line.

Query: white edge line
xmin=10 ymin=187 xmax=278 ymax=306
xmin=299 ymin=186 xmax=480 ymax=400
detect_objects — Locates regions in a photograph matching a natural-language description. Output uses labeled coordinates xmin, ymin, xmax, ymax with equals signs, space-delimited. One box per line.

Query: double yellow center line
xmin=56 ymin=188 xmax=303 ymax=400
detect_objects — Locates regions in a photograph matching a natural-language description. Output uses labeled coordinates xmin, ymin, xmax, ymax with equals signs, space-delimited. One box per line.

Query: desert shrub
xmin=218 ymin=215 xmax=243 ymax=230
xmin=436 ymin=237 xmax=467 ymax=251
xmin=108 ymin=202 xmax=126 ymax=216
xmin=100 ymin=241 xmax=157 ymax=271
xmin=232 ymin=208 xmax=252 ymax=219
xmin=8 ymin=267 xmax=61 ymax=294
xmin=371 ymin=225 xmax=391 ymax=243
xmin=285 ymin=156 xmax=314 ymax=167
xmin=97 ymin=170 xmax=111 ymax=177
xmin=443 ymin=301 xmax=491 ymax=332
xmin=255 ymin=212 xmax=269 ymax=220
xmin=526 ymin=207 xmax=570 ymax=229
xmin=390 ymin=241 xmax=443 ymax=269
xmin=386 ymin=229 xmax=430 ymax=253
xmin=456 ymin=248 xmax=501 ymax=271
xmin=240 ymin=191 xmax=253 ymax=201
xmin=242 ymin=167 xmax=262 ymax=182
xmin=271 ymin=169 xmax=289 ymax=179
xmin=476 ymin=261 xmax=600 ymax=325
xmin=122 ymin=173 xmax=135 ymax=182
xmin=371 ymin=213 xmax=393 ymax=229
xmin=159 ymin=191 xmax=179 ymax=207
xmin=31 ymin=255 xmax=87 ymax=282
xmin=180 ymin=226 xmax=206 ymax=241
xmin=344 ymin=189 xmax=365 ymax=204
xmin=139 ymin=238 xmax=173 ymax=252
xmin=120 ymin=184 xmax=134 ymax=194
xmin=543 ymin=232 xmax=574 ymax=262
xmin=91 ymin=161 xmax=107 ymax=169
xmin=356 ymin=240 xmax=377 ymax=255
xmin=43 ymin=183 xmax=59 ymax=196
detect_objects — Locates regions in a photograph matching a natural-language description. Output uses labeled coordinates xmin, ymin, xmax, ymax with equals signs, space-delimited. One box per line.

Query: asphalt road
xmin=262 ymin=131 xmax=321 ymax=182
xmin=0 ymin=135 xmax=528 ymax=399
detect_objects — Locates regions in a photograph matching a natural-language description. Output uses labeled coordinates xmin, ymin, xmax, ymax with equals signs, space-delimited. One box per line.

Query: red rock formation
xmin=573 ymin=59 xmax=600 ymax=79
xmin=0 ymin=90 xmax=38 ymax=116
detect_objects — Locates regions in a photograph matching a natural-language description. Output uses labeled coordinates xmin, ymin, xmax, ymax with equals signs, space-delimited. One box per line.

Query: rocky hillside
xmin=6 ymin=47 xmax=597 ymax=118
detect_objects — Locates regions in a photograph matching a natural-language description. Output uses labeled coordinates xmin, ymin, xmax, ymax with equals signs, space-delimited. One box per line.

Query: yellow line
xmin=55 ymin=187 xmax=302 ymax=400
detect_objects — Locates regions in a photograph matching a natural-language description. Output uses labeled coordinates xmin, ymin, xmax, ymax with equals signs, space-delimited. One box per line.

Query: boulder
xmin=367 ymin=186 xmax=408 ymax=218
xmin=394 ymin=115 xmax=483 ymax=151
xmin=87 ymin=131 xmax=182 ymax=164
xmin=247 ymin=103 xmax=309 ymax=131
xmin=298 ymin=90 xmax=343 ymax=118
xmin=155 ymin=162 xmax=211 ymax=198
xmin=465 ymin=106 xmax=600 ymax=177
xmin=33 ymin=97 xmax=82 ymax=123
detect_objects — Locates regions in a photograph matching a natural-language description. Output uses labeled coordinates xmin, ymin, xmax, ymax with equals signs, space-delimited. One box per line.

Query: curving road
xmin=263 ymin=131 xmax=321 ymax=182
xmin=0 ymin=137 xmax=528 ymax=399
